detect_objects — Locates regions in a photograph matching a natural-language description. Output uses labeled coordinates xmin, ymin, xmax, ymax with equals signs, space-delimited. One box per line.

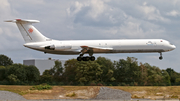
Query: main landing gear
xmin=159 ymin=52 xmax=163 ymax=60
xmin=77 ymin=48 xmax=96 ymax=61
xmin=77 ymin=51 xmax=95 ymax=61
xmin=77 ymin=56 xmax=95 ymax=61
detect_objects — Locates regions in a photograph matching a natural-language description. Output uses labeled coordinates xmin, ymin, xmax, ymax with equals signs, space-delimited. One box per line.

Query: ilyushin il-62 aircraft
xmin=5 ymin=19 xmax=176 ymax=61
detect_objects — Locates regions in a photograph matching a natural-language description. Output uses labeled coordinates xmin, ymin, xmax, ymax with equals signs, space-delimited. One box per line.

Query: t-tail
xmin=5 ymin=19 xmax=48 ymax=43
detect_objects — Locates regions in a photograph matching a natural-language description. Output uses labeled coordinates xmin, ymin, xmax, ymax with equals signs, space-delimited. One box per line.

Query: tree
xmin=75 ymin=61 xmax=103 ymax=85
xmin=7 ymin=74 xmax=20 ymax=84
xmin=5 ymin=64 xmax=26 ymax=83
xmin=114 ymin=57 xmax=141 ymax=84
xmin=166 ymin=68 xmax=180 ymax=85
xmin=5 ymin=64 xmax=40 ymax=84
xmin=139 ymin=62 xmax=148 ymax=85
xmin=24 ymin=65 xmax=40 ymax=82
xmin=40 ymin=70 xmax=53 ymax=83
xmin=114 ymin=59 xmax=127 ymax=82
xmin=63 ymin=59 xmax=78 ymax=84
xmin=175 ymin=78 xmax=180 ymax=85
xmin=0 ymin=66 xmax=6 ymax=81
xmin=0 ymin=54 xmax=13 ymax=66
xmin=144 ymin=63 xmax=168 ymax=86
xmin=49 ymin=60 xmax=63 ymax=82
xmin=161 ymin=70 xmax=171 ymax=86
xmin=96 ymin=57 xmax=115 ymax=82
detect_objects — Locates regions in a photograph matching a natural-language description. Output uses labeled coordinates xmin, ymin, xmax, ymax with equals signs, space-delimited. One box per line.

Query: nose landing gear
xmin=159 ymin=52 xmax=163 ymax=60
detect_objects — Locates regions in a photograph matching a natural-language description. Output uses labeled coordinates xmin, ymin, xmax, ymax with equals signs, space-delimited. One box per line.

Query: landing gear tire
xmin=77 ymin=57 xmax=82 ymax=61
xmin=83 ymin=56 xmax=90 ymax=61
xmin=159 ymin=56 xmax=163 ymax=60
xmin=90 ymin=56 xmax=95 ymax=61
xmin=77 ymin=56 xmax=95 ymax=61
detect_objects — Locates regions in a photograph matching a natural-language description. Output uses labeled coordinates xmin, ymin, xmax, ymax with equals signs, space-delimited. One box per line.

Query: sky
xmin=0 ymin=0 xmax=180 ymax=71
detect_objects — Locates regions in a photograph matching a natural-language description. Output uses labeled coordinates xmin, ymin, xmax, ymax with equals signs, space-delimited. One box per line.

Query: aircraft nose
xmin=171 ymin=45 xmax=176 ymax=50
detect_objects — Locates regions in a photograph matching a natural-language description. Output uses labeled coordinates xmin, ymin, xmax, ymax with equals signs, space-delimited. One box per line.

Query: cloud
xmin=0 ymin=0 xmax=10 ymax=11
xmin=137 ymin=2 xmax=170 ymax=23
xmin=67 ymin=1 xmax=83 ymax=16
xmin=66 ymin=1 xmax=168 ymax=39
xmin=67 ymin=0 xmax=128 ymax=27
xmin=0 ymin=28 xmax=3 ymax=35
xmin=67 ymin=0 xmax=107 ymax=19
xmin=10 ymin=0 xmax=44 ymax=8
xmin=0 ymin=0 xmax=23 ymax=51
xmin=87 ymin=0 xmax=106 ymax=19
xmin=0 ymin=0 xmax=11 ymax=19
xmin=166 ymin=10 xmax=179 ymax=17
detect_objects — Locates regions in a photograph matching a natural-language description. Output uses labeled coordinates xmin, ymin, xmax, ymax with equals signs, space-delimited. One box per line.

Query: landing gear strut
xmin=77 ymin=48 xmax=95 ymax=61
xmin=159 ymin=52 xmax=163 ymax=60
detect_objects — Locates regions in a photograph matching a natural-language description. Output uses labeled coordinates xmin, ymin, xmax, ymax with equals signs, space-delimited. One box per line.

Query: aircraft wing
xmin=81 ymin=46 xmax=113 ymax=50
xmin=80 ymin=45 xmax=113 ymax=53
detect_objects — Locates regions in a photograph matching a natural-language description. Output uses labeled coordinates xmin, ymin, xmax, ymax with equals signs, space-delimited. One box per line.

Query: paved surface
xmin=93 ymin=87 xmax=131 ymax=100
xmin=0 ymin=90 xmax=26 ymax=100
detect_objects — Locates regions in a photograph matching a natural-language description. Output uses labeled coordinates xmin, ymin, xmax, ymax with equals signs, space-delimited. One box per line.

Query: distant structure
xmin=23 ymin=58 xmax=66 ymax=75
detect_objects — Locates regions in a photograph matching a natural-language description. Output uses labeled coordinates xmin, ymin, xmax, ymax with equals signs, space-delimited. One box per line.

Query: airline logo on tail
xmin=28 ymin=28 xmax=33 ymax=33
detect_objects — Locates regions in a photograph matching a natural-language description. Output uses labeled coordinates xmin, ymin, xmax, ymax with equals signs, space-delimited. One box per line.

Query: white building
xmin=23 ymin=58 xmax=66 ymax=75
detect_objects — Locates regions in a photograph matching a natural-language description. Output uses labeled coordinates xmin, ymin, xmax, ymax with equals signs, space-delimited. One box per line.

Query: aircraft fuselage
xmin=24 ymin=39 xmax=176 ymax=55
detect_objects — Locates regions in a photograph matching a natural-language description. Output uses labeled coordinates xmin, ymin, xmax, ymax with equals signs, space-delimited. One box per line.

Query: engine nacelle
xmin=54 ymin=43 xmax=72 ymax=50
xmin=45 ymin=45 xmax=55 ymax=50
xmin=45 ymin=43 xmax=72 ymax=50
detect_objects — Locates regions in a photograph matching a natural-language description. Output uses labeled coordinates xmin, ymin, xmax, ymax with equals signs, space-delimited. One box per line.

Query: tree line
xmin=0 ymin=54 xmax=180 ymax=86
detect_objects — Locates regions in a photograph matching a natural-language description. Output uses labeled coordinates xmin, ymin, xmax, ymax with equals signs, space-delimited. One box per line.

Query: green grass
xmin=30 ymin=84 xmax=52 ymax=90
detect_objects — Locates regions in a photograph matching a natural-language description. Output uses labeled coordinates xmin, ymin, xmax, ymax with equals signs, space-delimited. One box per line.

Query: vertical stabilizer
xmin=5 ymin=19 xmax=48 ymax=43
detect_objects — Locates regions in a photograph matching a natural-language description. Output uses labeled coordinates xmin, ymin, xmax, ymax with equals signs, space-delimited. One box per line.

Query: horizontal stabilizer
xmin=4 ymin=19 xmax=39 ymax=23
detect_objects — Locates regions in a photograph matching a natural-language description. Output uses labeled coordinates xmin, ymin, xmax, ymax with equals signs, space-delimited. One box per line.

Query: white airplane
xmin=5 ymin=19 xmax=176 ymax=61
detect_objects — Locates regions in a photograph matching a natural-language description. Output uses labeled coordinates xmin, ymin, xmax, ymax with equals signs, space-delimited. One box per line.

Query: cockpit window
xmin=169 ymin=42 xmax=174 ymax=45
